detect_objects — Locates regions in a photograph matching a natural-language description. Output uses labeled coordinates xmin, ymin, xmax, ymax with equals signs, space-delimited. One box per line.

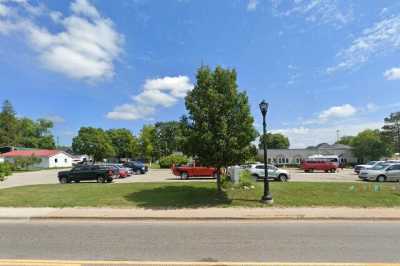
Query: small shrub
xmin=159 ymin=154 xmax=189 ymax=168
xmin=0 ymin=162 xmax=12 ymax=177
xmin=221 ymin=174 xmax=232 ymax=189
xmin=238 ymin=170 xmax=255 ymax=188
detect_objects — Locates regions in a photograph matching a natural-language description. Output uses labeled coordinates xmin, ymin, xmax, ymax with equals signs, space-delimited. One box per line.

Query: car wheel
xmin=278 ymin=174 xmax=288 ymax=182
xmin=97 ymin=176 xmax=105 ymax=183
xmin=75 ymin=180 xmax=80 ymax=183
xmin=331 ymin=169 xmax=336 ymax=173
xmin=376 ymin=175 xmax=386 ymax=183
xmin=135 ymin=170 xmax=141 ymax=175
xmin=59 ymin=177 xmax=68 ymax=184
xmin=106 ymin=179 xmax=112 ymax=183
xmin=180 ymin=172 xmax=189 ymax=180
xmin=324 ymin=170 xmax=328 ymax=173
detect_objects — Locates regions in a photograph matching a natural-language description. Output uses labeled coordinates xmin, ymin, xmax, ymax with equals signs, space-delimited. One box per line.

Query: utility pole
xmin=336 ymin=130 xmax=340 ymax=143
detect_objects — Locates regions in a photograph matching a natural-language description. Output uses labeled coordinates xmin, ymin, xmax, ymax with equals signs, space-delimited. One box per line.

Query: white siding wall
xmin=48 ymin=153 xmax=73 ymax=168
xmin=0 ymin=157 xmax=4 ymax=163
xmin=4 ymin=153 xmax=73 ymax=168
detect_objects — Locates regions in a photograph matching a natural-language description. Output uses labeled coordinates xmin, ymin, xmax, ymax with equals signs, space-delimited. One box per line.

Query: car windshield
xmin=371 ymin=164 xmax=390 ymax=170
xmin=367 ymin=161 xmax=377 ymax=165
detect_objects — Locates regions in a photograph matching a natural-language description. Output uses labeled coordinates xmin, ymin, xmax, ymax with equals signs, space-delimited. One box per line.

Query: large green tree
xmin=184 ymin=66 xmax=257 ymax=191
xmin=0 ymin=100 xmax=19 ymax=146
xmin=258 ymin=133 xmax=290 ymax=149
xmin=351 ymin=129 xmax=392 ymax=162
xmin=107 ymin=128 xmax=140 ymax=160
xmin=336 ymin=135 xmax=355 ymax=146
xmin=138 ymin=125 xmax=156 ymax=163
xmin=382 ymin=112 xmax=400 ymax=153
xmin=0 ymin=101 xmax=55 ymax=148
xmin=153 ymin=121 xmax=185 ymax=158
xmin=72 ymin=127 xmax=115 ymax=162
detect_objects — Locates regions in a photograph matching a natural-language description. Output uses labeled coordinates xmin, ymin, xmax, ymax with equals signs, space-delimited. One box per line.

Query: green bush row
xmin=158 ymin=154 xmax=189 ymax=168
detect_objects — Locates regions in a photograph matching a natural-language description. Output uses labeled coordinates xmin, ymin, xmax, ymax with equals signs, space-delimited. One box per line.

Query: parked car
xmin=246 ymin=163 xmax=290 ymax=182
xmin=171 ymin=163 xmax=218 ymax=180
xmin=124 ymin=161 xmax=148 ymax=174
xmin=58 ymin=165 xmax=118 ymax=184
xmin=104 ymin=164 xmax=132 ymax=178
xmin=354 ymin=161 xmax=384 ymax=174
xmin=358 ymin=163 xmax=400 ymax=182
xmin=301 ymin=160 xmax=337 ymax=173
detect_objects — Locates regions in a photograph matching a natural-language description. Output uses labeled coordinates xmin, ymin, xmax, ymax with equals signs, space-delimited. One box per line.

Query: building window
xmin=55 ymin=158 xmax=58 ymax=163
xmin=64 ymin=159 xmax=67 ymax=163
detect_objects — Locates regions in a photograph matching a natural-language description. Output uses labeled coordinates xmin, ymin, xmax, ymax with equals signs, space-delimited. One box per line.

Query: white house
xmin=0 ymin=149 xmax=73 ymax=168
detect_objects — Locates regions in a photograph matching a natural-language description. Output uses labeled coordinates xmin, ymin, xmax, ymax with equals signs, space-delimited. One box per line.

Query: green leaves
xmin=351 ymin=129 xmax=392 ymax=162
xmin=0 ymin=100 xmax=56 ymax=149
xmin=72 ymin=127 xmax=115 ymax=162
xmin=259 ymin=133 xmax=290 ymax=149
xmin=184 ymin=65 xmax=257 ymax=182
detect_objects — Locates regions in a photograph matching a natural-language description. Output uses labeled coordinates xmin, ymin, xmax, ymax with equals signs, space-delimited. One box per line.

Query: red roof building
xmin=0 ymin=149 xmax=62 ymax=158
xmin=0 ymin=149 xmax=73 ymax=168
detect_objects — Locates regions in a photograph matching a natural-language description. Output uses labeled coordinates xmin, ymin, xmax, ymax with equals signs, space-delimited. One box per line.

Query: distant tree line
xmin=0 ymin=100 xmax=55 ymax=149
xmin=336 ymin=112 xmax=400 ymax=162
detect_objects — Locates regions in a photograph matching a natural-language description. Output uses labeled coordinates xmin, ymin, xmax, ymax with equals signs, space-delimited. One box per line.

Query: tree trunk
xmin=216 ymin=167 xmax=222 ymax=192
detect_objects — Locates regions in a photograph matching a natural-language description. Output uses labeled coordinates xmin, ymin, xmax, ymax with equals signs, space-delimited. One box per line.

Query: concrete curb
xmin=26 ymin=216 xmax=400 ymax=221
xmin=3 ymin=207 xmax=400 ymax=221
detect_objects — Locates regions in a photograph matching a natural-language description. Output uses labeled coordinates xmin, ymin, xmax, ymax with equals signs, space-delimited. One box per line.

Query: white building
xmin=0 ymin=149 xmax=73 ymax=168
xmin=258 ymin=143 xmax=357 ymax=166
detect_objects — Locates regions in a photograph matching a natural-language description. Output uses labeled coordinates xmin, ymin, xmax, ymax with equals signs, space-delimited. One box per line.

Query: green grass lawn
xmin=0 ymin=182 xmax=400 ymax=208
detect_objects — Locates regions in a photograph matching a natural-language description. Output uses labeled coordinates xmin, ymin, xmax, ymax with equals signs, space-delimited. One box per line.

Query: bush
xmin=158 ymin=154 xmax=189 ymax=168
xmin=0 ymin=162 xmax=12 ymax=181
xmin=12 ymin=156 xmax=42 ymax=170
xmin=222 ymin=170 xmax=256 ymax=190
xmin=238 ymin=170 xmax=256 ymax=188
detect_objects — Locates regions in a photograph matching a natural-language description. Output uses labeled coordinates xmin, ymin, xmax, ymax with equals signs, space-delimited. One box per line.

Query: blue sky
xmin=1 ymin=0 xmax=400 ymax=148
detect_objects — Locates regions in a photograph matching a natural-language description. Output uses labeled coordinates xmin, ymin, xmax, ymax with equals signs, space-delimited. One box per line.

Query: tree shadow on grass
xmin=124 ymin=185 xmax=231 ymax=209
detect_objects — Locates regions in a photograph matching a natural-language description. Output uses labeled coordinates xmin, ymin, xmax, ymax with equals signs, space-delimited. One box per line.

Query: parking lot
xmin=0 ymin=167 xmax=361 ymax=190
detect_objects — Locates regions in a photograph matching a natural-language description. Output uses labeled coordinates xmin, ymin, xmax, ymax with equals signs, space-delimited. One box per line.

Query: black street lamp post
xmin=259 ymin=100 xmax=273 ymax=204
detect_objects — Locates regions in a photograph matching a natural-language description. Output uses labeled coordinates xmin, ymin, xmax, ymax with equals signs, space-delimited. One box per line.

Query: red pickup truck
xmin=172 ymin=163 xmax=218 ymax=179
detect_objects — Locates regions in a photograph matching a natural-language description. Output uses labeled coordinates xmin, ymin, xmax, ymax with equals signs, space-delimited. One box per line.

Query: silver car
xmin=359 ymin=163 xmax=400 ymax=182
xmin=247 ymin=163 xmax=290 ymax=182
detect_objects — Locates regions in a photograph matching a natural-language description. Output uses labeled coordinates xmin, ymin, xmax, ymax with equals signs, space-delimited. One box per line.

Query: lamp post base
xmin=261 ymin=194 xmax=274 ymax=204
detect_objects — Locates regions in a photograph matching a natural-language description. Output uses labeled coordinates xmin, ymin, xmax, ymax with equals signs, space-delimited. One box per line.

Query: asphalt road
xmin=0 ymin=220 xmax=398 ymax=263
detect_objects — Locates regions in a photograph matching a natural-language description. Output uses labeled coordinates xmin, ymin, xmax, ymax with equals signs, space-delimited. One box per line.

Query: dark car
xmin=124 ymin=161 xmax=148 ymax=174
xmin=57 ymin=165 xmax=118 ymax=184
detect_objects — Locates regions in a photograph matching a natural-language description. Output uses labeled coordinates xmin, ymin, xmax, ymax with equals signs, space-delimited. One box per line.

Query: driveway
xmin=0 ymin=169 xmax=61 ymax=189
xmin=0 ymin=168 xmax=361 ymax=190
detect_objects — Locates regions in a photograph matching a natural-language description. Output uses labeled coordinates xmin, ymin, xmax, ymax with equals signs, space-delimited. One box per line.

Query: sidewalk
xmin=2 ymin=207 xmax=400 ymax=220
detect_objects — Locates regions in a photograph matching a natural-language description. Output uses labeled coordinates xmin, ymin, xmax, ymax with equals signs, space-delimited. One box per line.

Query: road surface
xmin=0 ymin=220 xmax=398 ymax=263
xmin=0 ymin=168 xmax=361 ymax=189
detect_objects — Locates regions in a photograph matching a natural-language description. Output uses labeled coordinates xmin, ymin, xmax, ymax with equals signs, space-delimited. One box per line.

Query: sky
xmin=1 ymin=0 xmax=400 ymax=148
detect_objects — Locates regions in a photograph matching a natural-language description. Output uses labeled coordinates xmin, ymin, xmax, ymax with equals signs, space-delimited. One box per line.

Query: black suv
xmin=124 ymin=161 xmax=148 ymax=174
xmin=58 ymin=165 xmax=118 ymax=183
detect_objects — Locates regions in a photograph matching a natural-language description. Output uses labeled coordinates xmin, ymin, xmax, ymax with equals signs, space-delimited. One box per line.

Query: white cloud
xmin=328 ymin=15 xmax=400 ymax=73
xmin=384 ymin=67 xmax=400 ymax=80
xmin=274 ymin=121 xmax=383 ymax=148
xmin=44 ymin=115 xmax=65 ymax=124
xmin=107 ymin=76 xmax=194 ymax=121
xmin=318 ymin=104 xmax=357 ymax=122
xmin=271 ymin=0 xmax=353 ymax=27
xmin=0 ymin=0 xmax=123 ymax=81
xmin=247 ymin=0 xmax=258 ymax=11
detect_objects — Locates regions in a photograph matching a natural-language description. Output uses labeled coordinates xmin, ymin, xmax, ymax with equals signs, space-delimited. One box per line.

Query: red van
xmin=301 ymin=160 xmax=337 ymax=173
